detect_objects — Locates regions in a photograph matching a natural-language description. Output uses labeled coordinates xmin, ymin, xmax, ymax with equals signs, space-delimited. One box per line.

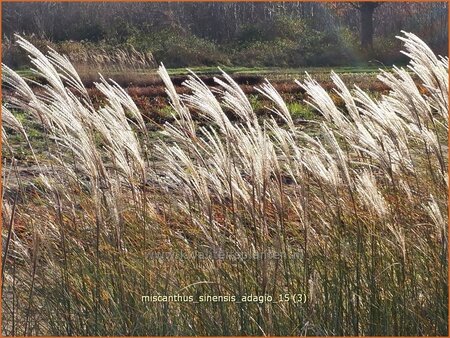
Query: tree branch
xmin=350 ymin=2 xmax=362 ymax=10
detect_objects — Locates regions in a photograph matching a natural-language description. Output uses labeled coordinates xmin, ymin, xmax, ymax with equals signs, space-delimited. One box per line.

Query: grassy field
xmin=17 ymin=64 xmax=386 ymax=86
xmin=2 ymin=33 xmax=448 ymax=336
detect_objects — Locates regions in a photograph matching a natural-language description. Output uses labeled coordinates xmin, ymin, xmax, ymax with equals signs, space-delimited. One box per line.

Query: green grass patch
xmin=288 ymin=102 xmax=315 ymax=120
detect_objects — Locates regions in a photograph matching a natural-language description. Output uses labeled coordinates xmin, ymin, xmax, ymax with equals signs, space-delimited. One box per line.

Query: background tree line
xmin=2 ymin=1 xmax=448 ymax=68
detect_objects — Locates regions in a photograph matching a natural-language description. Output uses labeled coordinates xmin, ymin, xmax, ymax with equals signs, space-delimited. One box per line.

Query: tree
xmin=352 ymin=2 xmax=380 ymax=50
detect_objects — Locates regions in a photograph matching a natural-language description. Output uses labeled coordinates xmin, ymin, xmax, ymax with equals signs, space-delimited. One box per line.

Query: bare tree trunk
xmin=360 ymin=2 xmax=379 ymax=50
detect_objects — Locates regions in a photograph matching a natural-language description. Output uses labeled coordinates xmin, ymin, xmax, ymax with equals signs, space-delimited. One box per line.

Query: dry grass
xmin=1 ymin=32 xmax=448 ymax=336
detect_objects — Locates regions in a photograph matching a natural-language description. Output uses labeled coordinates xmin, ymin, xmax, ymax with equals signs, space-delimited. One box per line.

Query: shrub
xmin=231 ymin=38 xmax=299 ymax=67
xmin=232 ymin=16 xmax=362 ymax=67
xmin=129 ymin=27 xmax=230 ymax=67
